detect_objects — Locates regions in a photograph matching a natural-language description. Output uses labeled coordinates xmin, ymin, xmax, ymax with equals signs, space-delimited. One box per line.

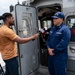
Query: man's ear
xmin=6 ymin=17 xmax=10 ymax=21
xmin=6 ymin=17 xmax=8 ymax=21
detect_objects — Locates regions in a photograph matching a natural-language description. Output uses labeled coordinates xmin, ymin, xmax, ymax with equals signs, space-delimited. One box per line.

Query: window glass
xmin=67 ymin=16 xmax=75 ymax=42
xmin=38 ymin=20 xmax=41 ymax=30
xmin=0 ymin=20 xmax=3 ymax=27
xmin=43 ymin=20 xmax=52 ymax=30
xmin=22 ymin=13 xmax=32 ymax=37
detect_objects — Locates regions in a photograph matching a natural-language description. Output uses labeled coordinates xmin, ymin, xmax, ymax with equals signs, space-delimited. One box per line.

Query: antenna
xmin=17 ymin=0 xmax=20 ymax=4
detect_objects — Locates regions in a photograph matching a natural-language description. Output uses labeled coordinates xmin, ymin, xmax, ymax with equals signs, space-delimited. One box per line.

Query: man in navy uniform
xmin=46 ymin=12 xmax=71 ymax=75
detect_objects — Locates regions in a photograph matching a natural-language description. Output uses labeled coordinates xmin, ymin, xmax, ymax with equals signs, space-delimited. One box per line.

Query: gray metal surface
xmin=67 ymin=59 xmax=75 ymax=71
xmin=29 ymin=66 xmax=50 ymax=75
xmin=31 ymin=0 xmax=62 ymax=8
xmin=63 ymin=7 xmax=75 ymax=16
xmin=63 ymin=5 xmax=75 ymax=75
xmin=67 ymin=71 xmax=75 ymax=75
xmin=68 ymin=43 xmax=75 ymax=60
xmin=15 ymin=5 xmax=39 ymax=75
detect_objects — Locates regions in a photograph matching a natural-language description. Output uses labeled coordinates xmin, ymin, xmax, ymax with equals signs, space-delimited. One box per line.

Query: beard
xmin=9 ymin=21 xmax=14 ymax=26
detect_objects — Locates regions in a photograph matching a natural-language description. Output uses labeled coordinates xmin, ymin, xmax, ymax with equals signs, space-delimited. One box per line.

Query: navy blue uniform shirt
xmin=46 ymin=23 xmax=71 ymax=55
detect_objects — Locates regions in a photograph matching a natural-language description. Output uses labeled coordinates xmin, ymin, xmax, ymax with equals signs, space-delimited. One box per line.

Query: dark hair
xmin=0 ymin=13 xmax=12 ymax=22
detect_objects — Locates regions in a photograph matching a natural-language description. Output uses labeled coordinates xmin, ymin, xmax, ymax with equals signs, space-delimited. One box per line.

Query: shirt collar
xmin=55 ymin=23 xmax=64 ymax=29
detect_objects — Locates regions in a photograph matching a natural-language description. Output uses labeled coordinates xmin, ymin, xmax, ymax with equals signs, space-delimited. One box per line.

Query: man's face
xmin=53 ymin=18 xmax=63 ymax=26
xmin=7 ymin=16 xmax=15 ymax=26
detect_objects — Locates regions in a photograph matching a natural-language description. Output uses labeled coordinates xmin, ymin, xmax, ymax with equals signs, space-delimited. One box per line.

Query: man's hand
xmin=33 ymin=33 xmax=39 ymax=39
xmin=48 ymin=48 xmax=54 ymax=56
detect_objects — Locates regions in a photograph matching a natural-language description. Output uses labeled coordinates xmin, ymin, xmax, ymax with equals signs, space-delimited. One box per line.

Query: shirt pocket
xmin=55 ymin=32 xmax=62 ymax=39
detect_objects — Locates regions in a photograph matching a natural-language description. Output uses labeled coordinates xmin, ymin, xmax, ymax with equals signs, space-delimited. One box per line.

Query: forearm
xmin=19 ymin=36 xmax=34 ymax=44
xmin=14 ymin=33 xmax=39 ymax=44
xmin=14 ymin=36 xmax=34 ymax=44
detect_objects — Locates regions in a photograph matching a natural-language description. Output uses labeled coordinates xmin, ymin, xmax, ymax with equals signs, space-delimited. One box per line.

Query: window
xmin=38 ymin=20 xmax=41 ymax=30
xmin=66 ymin=15 xmax=75 ymax=42
xmin=22 ymin=13 xmax=32 ymax=37
xmin=43 ymin=20 xmax=52 ymax=30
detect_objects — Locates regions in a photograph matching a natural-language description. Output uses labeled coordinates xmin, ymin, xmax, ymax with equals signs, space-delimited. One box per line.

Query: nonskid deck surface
xmin=35 ymin=72 xmax=50 ymax=75
xmin=30 ymin=72 xmax=50 ymax=75
xmin=30 ymin=66 xmax=50 ymax=75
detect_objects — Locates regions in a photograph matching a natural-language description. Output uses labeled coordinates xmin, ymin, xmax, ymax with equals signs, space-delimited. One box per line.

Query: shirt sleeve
xmin=53 ymin=27 xmax=71 ymax=54
xmin=3 ymin=27 xmax=18 ymax=40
